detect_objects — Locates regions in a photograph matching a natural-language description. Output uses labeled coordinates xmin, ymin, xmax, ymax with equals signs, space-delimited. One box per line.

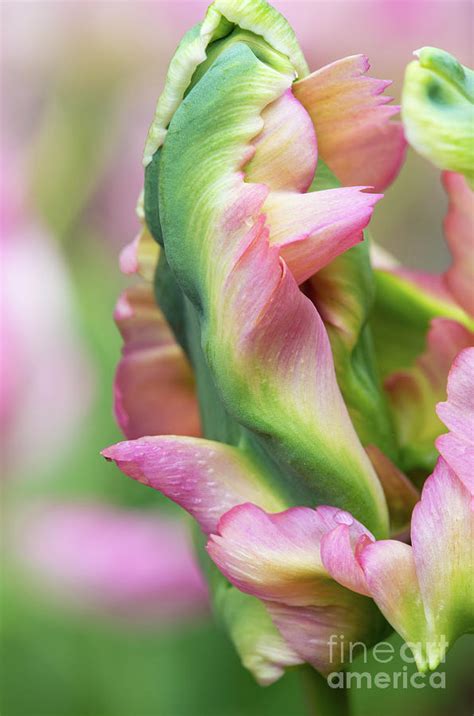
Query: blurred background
xmin=1 ymin=2 xmax=473 ymax=715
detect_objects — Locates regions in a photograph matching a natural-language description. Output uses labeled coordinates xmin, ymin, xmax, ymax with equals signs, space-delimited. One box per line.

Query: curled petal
xmin=245 ymin=88 xmax=317 ymax=193
xmin=113 ymin=286 xmax=200 ymax=439
xmin=264 ymin=187 xmax=381 ymax=284
xmin=443 ymin=171 xmax=474 ymax=316
xmin=436 ymin=346 xmax=474 ymax=498
xmin=320 ymin=524 xmax=373 ymax=597
xmin=208 ymin=503 xmax=385 ymax=674
xmin=102 ymin=436 xmax=285 ymax=535
xmin=209 ymin=504 xmax=335 ymax=604
xmin=143 ymin=0 xmax=308 ymax=164
xmin=159 ymin=41 xmax=388 ymax=535
xmin=294 ymin=54 xmax=406 ymax=191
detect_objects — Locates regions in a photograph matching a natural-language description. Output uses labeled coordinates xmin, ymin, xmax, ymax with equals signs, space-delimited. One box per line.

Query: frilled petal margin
xmin=263 ymin=186 xmax=381 ymax=284
xmin=436 ymin=347 xmax=474 ymax=498
xmin=293 ymin=54 xmax=406 ymax=191
xmin=244 ymin=86 xmax=382 ymax=284
xmin=113 ymin=286 xmax=200 ymax=440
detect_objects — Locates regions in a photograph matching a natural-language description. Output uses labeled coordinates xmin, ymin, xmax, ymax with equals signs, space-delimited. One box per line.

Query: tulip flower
xmin=104 ymin=0 xmax=473 ymax=693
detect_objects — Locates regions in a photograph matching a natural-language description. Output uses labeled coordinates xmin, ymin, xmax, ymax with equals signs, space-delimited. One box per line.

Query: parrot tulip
xmin=103 ymin=0 xmax=473 ymax=693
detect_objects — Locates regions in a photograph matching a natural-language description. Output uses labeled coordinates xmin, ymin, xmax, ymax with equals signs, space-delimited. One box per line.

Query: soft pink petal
xmin=119 ymin=234 xmax=140 ymax=275
xmin=264 ymin=187 xmax=381 ymax=284
xmin=245 ymin=88 xmax=317 ymax=193
xmin=411 ymin=458 xmax=474 ymax=647
xmin=119 ymin=227 xmax=160 ymax=281
xmin=436 ymin=434 xmax=474 ymax=497
xmin=208 ymin=504 xmax=334 ymax=604
xmin=437 ymin=347 xmax=474 ymax=440
xmin=358 ymin=540 xmax=428 ymax=655
xmin=102 ymin=437 xmax=284 ymax=535
xmin=294 ymin=54 xmax=406 ymax=191
xmin=113 ymin=285 xmax=200 ymax=439
xmin=359 ymin=457 xmax=474 ymax=669
xmin=213 ymin=214 xmax=387 ymax=531
xmin=436 ymin=347 xmax=474 ymax=496
xmin=443 ymin=172 xmax=474 ymax=316
xmin=320 ymin=524 xmax=373 ymax=596
xmin=208 ymin=502 xmax=384 ymax=674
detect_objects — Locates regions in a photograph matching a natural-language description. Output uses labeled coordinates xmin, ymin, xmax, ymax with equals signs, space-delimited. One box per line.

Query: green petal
xmin=402 ymin=47 xmax=474 ymax=185
xmin=143 ymin=0 xmax=308 ymax=166
xmin=159 ymin=43 xmax=388 ymax=536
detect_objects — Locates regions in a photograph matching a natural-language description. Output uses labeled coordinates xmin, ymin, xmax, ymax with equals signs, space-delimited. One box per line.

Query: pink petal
xmin=443 ymin=172 xmax=474 ymax=316
xmin=102 ymin=437 xmax=284 ymax=535
xmin=358 ymin=540 xmax=427 ymax=652
xmin=359 ymin=457 xmax=474 ymax=669
xmin=410 ymin=458 xmax=474 ymax=653
xmin=436 ymin=434 xmax=474 ymax=498
xmin=113 ymin=285 xmax=200 ymax=440
xmin=208 ymin=502 xmax=384 ymax=674
xmin=294 ymin=54 xmax=406 ymax=191
xmin=119 ymin=227 xmax=159 ymax=281
xmin=320 ymin=524 xmax=373 ymax=597
xmin=245 ymin=88 xmax=317 ymax=193
xmin=264 ymin=186 xmax=381 ymax=284
xmin=119 ymin=235 xmax=140 ymax=275
xmin=208 ymin=503 xmax=333 ymax=604
xmin=215 ymin=216 xmax=387 ymax=532
xmin=436 ymin=347 xmax=474 ymax=496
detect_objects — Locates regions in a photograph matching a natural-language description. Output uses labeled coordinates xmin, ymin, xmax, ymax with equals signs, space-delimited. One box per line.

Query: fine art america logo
xmin=326 ymin=635 xmax=449 ymax=689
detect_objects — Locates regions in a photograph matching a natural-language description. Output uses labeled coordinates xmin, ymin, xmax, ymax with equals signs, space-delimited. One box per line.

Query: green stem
xmin=301 ymin=666 xmax=350 ymax=716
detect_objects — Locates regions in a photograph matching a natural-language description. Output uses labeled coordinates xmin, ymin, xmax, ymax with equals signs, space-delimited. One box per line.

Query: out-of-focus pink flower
xmin=0 ymin=157 xmax=93 ymax=476
xmin=11 ymin=502 xmax=208 ymax=621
